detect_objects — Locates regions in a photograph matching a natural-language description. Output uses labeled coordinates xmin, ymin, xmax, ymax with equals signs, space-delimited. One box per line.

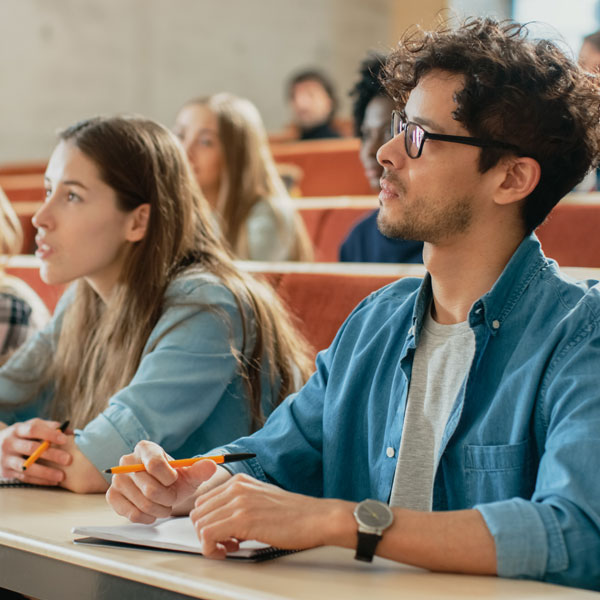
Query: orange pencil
xmin=22 ymin=420 xmax=70 ymax=471
xmin=103 ymin=452 xmax=256 ymax=474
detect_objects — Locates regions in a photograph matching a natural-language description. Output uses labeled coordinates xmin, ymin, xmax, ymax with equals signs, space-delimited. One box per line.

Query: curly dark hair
xmin=383 ymin=18 xmax=600 ymax=233
xmin=349 ymin=53 xmax=388 ymax=136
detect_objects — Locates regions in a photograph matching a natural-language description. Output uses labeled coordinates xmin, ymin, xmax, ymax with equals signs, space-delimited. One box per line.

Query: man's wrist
xmin=320 ymin=499 xmax=360 ymax=549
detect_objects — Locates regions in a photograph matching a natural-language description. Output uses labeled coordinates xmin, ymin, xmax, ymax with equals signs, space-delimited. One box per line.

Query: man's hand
xmin=190 ymin=473 xmax=355 ymax=559
xmin=106 ymin=440 xmax=227 ymax=523
xmin=0 ymin=418 xmax=71 ymax=485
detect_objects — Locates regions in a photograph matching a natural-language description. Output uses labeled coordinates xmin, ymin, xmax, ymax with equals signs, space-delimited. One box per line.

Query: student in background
xmin=0 ymin=116 xmax=313 ymax=493
xmin=287 ymin=69 xmax=341 ymax=140
xmin=173 ymin=93 xmax=313 ymax=262
xmin=0 ymin=186 xmax=49 ymax=360
xmin=340 ymin=54 xmax=423 ymax=263
xmin=108 ymin=19 xmax=600 ymax=590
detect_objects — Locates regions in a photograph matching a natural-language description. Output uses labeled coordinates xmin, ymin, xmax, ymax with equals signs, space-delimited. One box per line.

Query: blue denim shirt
xmin=0 ymin=269 xmax=279 ymax=479
xmin=220 ymin=234 xmax=600 ymax=591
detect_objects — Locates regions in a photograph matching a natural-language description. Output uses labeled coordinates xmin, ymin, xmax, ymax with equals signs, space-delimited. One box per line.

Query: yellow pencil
xmin=22 ymin=420 xmax=70 ymax=471
xmin=103 ymin=452 xmax=256 ymax=474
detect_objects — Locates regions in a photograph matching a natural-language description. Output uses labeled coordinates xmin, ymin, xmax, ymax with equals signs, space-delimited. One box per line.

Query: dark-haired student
xmin=287 ymin=69 xmax=341 ymax=140
xmin=0 ymin=116 xmax=312 ymax=493
xmin=339 ymin=54 xmax=423 ymax=263
xmin=107 ymin=19 xmax=600 ymax=591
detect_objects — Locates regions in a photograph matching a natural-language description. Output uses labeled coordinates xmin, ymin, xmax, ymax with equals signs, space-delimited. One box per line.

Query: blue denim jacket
xmin=0 ymin=269 xmax=279 ymax=479
xmin=220 ymin=235 xmax=600 ymax=591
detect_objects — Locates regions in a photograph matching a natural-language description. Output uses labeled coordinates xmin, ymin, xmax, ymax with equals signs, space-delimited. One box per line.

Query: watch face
xmin=355 ymin=499 xmax=393 ymax=529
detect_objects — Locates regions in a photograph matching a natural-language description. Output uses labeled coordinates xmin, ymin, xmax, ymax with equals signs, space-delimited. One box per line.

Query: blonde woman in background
xmin=173 ymin=93 xmax=313 ymax=261
xmin=0 ymin=116 xmax=312 ymax=493
xmin=0 ymin=186 xmax=49 ymax=359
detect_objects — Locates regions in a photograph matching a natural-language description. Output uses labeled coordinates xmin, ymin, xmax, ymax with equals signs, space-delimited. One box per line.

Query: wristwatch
xmin=353 ymin=499 xmax=394 ymax=562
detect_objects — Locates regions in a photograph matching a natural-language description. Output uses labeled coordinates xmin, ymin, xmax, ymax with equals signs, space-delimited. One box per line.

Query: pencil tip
xmin=103 ymin=469 xmax=111 ymax=474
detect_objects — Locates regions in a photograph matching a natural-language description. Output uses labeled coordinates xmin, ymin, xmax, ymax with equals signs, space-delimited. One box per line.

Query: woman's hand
xmin=0 ymin=418 xmax=71 ymax=485
xmin=106 ymin=440 xmax=228 ymax=523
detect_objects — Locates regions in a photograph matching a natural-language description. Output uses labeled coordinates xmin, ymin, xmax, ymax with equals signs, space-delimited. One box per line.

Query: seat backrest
xmin=536 ymin=203 xmax=600 ymax=267
xmin=271 ymin=138 xmax=371 ymax=196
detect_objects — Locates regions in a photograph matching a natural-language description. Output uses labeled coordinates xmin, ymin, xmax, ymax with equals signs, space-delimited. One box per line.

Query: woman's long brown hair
xmin=185 ymin=94 xmax=313 ymax=261
xmin=42 ymin=116 xmax=313 ymax=431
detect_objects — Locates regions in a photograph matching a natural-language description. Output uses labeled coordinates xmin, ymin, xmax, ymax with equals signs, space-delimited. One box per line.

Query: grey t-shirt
xmin=389 ymin=307 xmax=476 ymax=510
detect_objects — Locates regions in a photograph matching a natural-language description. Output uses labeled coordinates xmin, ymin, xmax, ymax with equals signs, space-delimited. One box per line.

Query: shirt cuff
xmin=75 ymin=403 xmax=150 ymax=482
xmin=476 ymin=498 xmax=568 ymax=579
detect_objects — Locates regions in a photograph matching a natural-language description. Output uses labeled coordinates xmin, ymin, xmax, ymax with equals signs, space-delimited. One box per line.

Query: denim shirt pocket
xmin=464 ymin=439 xmax=536 ymax=506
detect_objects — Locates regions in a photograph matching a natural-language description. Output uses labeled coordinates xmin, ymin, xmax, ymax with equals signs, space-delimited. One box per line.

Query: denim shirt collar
xmin=410 ymin=233 xmax=548 ymax=340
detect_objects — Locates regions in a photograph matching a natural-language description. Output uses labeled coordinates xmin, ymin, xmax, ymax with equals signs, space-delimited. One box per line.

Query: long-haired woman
xmin=0 ymin=186 xmax=49 ymax=359
xmin=173 ymin=93 xmax=313 ymax=261
xmin=0 ymin=116 xmax=312 ymax=493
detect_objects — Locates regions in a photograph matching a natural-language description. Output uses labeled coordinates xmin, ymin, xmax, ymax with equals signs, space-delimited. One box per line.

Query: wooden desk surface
xmin=0 ymin=488 xmax=598 ymax=600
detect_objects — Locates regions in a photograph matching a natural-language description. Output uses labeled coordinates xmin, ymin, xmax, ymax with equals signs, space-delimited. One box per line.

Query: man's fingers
xmin=180 ymin=458 xmax=217 ymax=489
xmin=106 ymin=486 xmax=158 ymax=524
xmin=109 ymin=473 xmax=173 ymax=519
xmin=193 ymin=473 xmax=256 ymax=518
xmin=133 ymin=441 xmax=178 ymax=487
xmin=194 ymin=517 xmax=242 ymax=559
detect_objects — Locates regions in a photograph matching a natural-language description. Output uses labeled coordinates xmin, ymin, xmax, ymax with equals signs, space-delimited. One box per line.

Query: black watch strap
xmin=354 ymin=531 xmax=381 ymax=562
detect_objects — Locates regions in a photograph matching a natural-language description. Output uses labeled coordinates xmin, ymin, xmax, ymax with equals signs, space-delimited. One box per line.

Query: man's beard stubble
xmin=376 ymin=171 xmax=473 ymax=244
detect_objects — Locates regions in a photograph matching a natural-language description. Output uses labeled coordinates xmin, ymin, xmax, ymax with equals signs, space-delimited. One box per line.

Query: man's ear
xmin=125 ymin=203 xmax=150 ymax=242
xmin=494 ymin=156 xmax=541 ymax=206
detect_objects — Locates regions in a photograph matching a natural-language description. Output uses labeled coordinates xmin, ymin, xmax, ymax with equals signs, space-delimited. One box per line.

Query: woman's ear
xmin=125 ymin=204 xmax=150 ymax=242
xmin=494 ymin=156 xmax=541 ymax=206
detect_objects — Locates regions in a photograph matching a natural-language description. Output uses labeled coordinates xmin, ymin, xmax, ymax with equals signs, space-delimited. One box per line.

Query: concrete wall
xmin=448 ymin=0 xmax=511 ymax=20
xmin=0 ymin=0 xmax=413 ymax=162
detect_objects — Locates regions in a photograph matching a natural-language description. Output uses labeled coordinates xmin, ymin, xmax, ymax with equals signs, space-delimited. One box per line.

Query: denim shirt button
xmin=492 ymin=319 xmax=500 ymax=329
xmin=408 ymin=326 xmax=415 ymax=336
xmin=386 ymin=447 xmax=395 ymax=458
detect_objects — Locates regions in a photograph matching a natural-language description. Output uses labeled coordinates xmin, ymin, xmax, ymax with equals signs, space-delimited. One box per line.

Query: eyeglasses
xmin=391 ymin=110 xmax=518 ymax=159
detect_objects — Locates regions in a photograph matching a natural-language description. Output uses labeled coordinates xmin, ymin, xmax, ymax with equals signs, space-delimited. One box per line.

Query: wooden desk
xmin=0 ymin=488 xmax=597 ymax=600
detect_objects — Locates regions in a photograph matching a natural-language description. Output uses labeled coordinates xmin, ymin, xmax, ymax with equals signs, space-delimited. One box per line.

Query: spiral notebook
xmin=0 ymin=477 xmax=38 ymax=488
xmin=72 ymin=516 xmax=296 ymax=561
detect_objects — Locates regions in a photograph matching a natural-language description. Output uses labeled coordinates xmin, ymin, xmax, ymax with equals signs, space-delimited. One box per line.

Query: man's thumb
xmin=182 ymin=458 xmax=217 ymax=486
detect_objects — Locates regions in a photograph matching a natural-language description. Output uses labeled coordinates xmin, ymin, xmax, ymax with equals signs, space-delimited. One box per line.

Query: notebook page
xmin=72 ymin=516 xmax=272 ymax=558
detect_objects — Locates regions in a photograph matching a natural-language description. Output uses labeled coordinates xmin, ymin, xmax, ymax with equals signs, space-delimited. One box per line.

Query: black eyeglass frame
xmin=391 ymin=110 xmax=519 ymax=159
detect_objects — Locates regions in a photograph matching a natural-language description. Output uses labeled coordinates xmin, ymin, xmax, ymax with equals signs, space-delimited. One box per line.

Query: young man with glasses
xmin=107 ymin=18 xmax=600 ymax=591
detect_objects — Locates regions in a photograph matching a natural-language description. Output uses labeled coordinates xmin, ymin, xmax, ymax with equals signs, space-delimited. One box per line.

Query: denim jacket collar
xmin=410 ymin=233 xmax=548 ymax=340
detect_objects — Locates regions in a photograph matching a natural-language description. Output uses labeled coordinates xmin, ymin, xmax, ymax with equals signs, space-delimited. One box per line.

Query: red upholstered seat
xmin=536 ymin=203 xmax=600 ymax=268
xmin=0 ymin=174 xmax=44 ymax=203
xmin=274 ymin=271 xmax=399 ymax=355
xmin=271 ymin=138 xmax=371 ymax=197
xmin=297 ymin=199 xmax=600 ymax=267
xmin=0 ymin=161 xmax=47 ymax=176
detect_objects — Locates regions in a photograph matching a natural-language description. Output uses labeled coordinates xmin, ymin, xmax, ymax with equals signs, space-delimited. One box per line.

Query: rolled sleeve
xmin=476 ymin=498 xmax=567 ymax=579
xmin=75 ymin=406 xmax=140 ymax=479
